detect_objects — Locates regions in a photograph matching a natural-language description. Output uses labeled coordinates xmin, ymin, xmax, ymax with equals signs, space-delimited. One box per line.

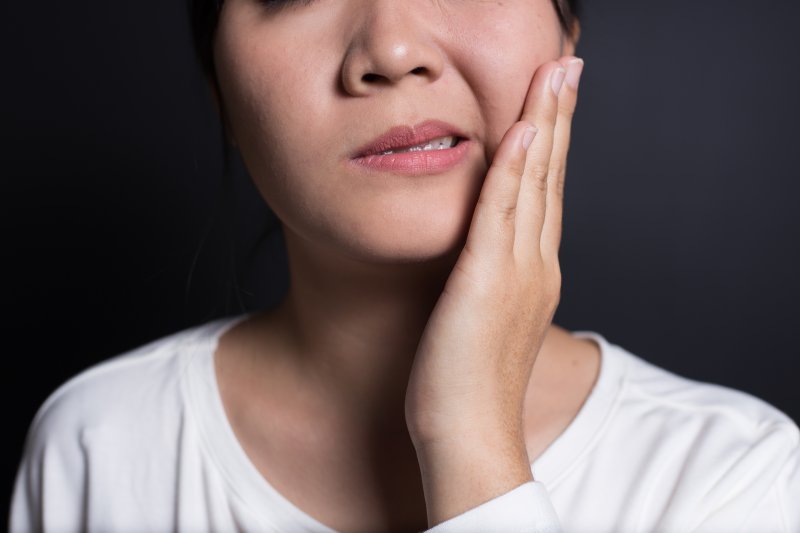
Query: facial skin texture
xmin=214 ymin=0 xmax=571 ymax=265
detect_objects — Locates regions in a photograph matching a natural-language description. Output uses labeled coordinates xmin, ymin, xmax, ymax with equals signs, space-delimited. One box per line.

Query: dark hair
xmin=553 ymin=0 xmax=581 ymax=45
xmin=188 ymin=0 xmax=581 ymax=85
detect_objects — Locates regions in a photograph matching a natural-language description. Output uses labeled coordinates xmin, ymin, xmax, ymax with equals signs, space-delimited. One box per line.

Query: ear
xmin=561 ymin=19 xmax=581 ymax=56
xmin=206 ymin=78 xmax=238 ymax=148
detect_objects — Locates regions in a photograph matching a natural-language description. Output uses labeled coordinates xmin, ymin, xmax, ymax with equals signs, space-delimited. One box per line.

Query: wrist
xmin=406 ymin=402 xmax=526 ymax=449
xmin=413 ymin=432 xmax=534 ymax=527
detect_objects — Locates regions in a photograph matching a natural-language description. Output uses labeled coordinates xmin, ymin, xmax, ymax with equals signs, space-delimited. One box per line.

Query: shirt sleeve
xmin=689 ymin=423 xmax=800 ymax=532
xmin=422 ymin=481 xmax=562 ymax=533
xmin=9 ymin=397 xmax=89 ymax=532
xmin=737 ymin=439 xmax=800 ymax=533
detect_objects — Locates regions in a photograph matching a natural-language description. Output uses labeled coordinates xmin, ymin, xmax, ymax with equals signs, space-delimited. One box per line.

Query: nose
xmin=341 ymin=1 xmax=445 ymax=96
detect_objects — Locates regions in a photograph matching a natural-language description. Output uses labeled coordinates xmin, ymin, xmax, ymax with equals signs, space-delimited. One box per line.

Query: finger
xmin=513 ymin=62 xmax=566 ymax=262
xmin=540 ymin=57 xmax=583 ymax=262
xmin=464 ymin=121 xmax=538 ymax=258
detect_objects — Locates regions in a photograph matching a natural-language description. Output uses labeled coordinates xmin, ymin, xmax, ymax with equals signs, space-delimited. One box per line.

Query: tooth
xmin=380 ymin=136 xmax=458 ymax=155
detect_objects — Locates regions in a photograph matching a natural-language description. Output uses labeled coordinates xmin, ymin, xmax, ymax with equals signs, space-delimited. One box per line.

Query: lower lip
xmin=349 ymin=141 xmax=472 ymax=175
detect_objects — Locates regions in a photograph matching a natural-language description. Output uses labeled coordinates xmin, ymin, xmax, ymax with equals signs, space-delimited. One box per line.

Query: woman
xmin=10 ymin=0 xmax=799 ymax=531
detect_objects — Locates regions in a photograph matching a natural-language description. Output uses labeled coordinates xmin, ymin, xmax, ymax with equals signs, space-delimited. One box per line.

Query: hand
xmin=404 ymin=55 xmax=584 ymax=526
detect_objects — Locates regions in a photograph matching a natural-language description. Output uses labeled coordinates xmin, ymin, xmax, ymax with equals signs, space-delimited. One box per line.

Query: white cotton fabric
xmin=10 ymin=314 xmax=800 ymax=532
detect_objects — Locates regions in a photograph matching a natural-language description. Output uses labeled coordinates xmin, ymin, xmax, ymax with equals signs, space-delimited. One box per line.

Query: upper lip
xmin=351 ymin=119 xmax=468 ymax=158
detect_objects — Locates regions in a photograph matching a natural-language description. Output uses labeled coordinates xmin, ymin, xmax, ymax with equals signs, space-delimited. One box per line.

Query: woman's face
xmin=214 ymin=0 xmax=572 ymax=264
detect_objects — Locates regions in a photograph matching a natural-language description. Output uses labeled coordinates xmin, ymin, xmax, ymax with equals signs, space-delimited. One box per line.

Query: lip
xmin=349 ymin=119 xmax=472 ymax=175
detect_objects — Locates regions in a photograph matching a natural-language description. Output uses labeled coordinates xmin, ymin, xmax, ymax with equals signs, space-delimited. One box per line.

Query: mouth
xmin=375 ymin=135 xmax=462 ymax=155
xmin=351 ymin=120 xmax=469 ymax=159
xmin=348 ymin=119 xmax=473 ymax=176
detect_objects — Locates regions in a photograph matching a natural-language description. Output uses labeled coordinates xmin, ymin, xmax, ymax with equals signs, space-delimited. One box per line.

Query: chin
xmin=340 ymin=210 xmax=471 ymax=265
xmin=359 ymin=235 xmax=466 ymax=265
xmin=280 ymin=175 xmax=481 ymax=267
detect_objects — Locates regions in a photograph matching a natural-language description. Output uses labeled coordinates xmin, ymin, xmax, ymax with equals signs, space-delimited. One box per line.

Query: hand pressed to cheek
xmin=405 ymin=54 xmax=584 ymax=446
xmin=407 ymin=60 xmax=583 ymax=524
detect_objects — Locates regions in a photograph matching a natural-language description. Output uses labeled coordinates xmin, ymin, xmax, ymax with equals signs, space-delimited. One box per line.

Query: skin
xmin=211 ymin=0 xmax=598 ymax=530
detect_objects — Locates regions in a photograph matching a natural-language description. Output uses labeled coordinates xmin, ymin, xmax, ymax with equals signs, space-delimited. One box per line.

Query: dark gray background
xmin=3 ymin=0 xmax=799 ymax=521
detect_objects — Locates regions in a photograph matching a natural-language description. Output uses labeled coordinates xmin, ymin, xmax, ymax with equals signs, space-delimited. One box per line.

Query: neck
xmin=269 ymin=227 xmax=460 ymax=434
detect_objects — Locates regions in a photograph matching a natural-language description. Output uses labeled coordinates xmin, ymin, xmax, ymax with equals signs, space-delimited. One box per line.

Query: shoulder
xmin=23 ymin=316 xmax=239 ymax=451
xmin=600 ymin=336 xmax=799 ymax=524
xmin=11 ymin=316 xmax=249 ymax=531
xmin=558 ymin=332 xmax=800 ymax=529
xmin=614 ymin=341 xmax=798 ymax=440
xmin=620 ymin=345 xmax=799 ymax=476
xmin=568 ymin=331 xmax=798 ymax=467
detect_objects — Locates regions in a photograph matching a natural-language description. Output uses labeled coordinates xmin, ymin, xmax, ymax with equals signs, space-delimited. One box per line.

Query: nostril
xmin=360 ymin=66 xmax=428 ymax=86
xmin=360 ymin=72 xmax=406 ymax=87
xmin=362 ymin=73 xmax=382 ymax=83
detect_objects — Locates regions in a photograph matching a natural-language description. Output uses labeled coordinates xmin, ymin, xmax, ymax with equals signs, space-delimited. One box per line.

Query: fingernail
xmin=565 ymin=58 xmax=584 ymax=90
xmin=522 ymin=126 xmax=538 ymax=151
xmin=551 ymin=67 xmax=566 ymax=96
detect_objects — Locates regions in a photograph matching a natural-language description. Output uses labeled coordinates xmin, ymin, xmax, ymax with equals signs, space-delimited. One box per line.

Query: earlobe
xmin=567 ymin=19 xmax=581 ymax=54
xmin=560 ymin=19 xmax=581 ymax=57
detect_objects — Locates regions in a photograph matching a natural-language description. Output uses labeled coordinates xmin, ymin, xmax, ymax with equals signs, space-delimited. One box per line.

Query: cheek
xmin=215 ymin=34 xmax=336 ymax=216
xmin=448 ymin=4 xmax=563 ymax=157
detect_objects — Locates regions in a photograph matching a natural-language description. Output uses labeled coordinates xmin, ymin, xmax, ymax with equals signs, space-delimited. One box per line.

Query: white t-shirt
xmin=10 ymin=314 xmax=800 ymax=532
